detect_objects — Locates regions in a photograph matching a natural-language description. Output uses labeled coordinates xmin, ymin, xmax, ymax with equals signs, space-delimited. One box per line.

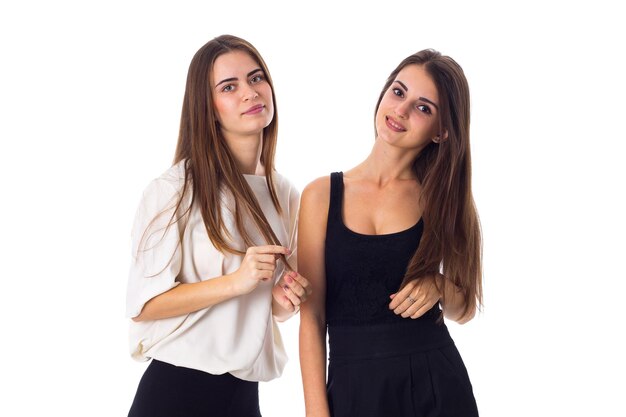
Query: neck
xmin=222 ymin=131 xmax=265 ymax=175
xmin=355 ymin=138 xmax=424 ymax=183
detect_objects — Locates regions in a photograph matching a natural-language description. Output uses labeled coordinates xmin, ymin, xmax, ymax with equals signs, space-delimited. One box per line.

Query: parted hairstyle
xmin=145 ymin=34 xmax=287 ymax=262
xmin=375 ymin=49 xmax=482 ymax=316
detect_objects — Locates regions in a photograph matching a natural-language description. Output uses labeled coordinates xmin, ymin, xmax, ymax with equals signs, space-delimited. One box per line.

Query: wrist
xmin=224 ymin=272 xmax=242 ymax=296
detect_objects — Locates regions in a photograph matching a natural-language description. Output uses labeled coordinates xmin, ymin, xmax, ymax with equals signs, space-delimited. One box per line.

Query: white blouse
xmin=125 ymin=160 xmax=299 ymax=382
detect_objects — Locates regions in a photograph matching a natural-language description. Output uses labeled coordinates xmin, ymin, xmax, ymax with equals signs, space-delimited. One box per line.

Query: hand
xmin=389 ymin=274 xmax=442 ymax=319
xmin=229 ymin=245 xmax=291 ymax=296
xmin=272 ymin=270 xmax=312 ymax=313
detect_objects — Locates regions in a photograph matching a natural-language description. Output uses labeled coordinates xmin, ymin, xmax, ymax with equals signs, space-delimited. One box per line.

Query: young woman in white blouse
xmin=126 ymin=35 xmax=311 ymax=417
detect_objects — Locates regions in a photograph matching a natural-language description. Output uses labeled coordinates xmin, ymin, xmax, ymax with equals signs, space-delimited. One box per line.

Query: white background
xmin=1 ymin=0 xmax=625 ymax=416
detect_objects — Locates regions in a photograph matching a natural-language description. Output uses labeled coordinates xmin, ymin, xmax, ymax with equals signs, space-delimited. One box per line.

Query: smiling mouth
xmin=243 ymin=104 xmax=264 ymax=115
xmin=385 ymin=116 xmax=406 ymax=132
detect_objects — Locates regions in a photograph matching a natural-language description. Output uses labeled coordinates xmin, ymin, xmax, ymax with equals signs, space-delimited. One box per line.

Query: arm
xmin=272 ymin=181 xmax=312 ymax=322
xmin=438 ymin=275 xmax=476 ymax=324
xmin=298 ymin=178 xmax=331 ymax=417
xmin=133 ymin=245 xmax=290 ymax=322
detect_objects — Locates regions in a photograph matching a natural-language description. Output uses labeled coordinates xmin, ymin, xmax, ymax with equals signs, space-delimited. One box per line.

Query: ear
xmin=433 ymin=129 xmax=449 ymax=144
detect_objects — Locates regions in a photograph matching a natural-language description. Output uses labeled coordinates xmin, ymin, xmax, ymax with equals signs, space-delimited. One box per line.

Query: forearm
xmin=133 ymin=274 xmax=239 ymax=321
xmin=300 ymin=314 xmax=331 ymax=417
xmin=438 ymin=275 xmax=476 ymax=324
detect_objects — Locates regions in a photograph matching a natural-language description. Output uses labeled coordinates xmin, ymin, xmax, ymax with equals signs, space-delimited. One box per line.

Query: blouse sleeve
xmin=125 ymin=178 xmax=184 ymax=318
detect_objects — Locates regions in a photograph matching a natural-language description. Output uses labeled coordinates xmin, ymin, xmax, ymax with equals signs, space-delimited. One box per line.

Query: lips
xmin=243 ymin=104 xmax=264 ymax=115
xmin=385 ymin=116 xmax=406 ymax=132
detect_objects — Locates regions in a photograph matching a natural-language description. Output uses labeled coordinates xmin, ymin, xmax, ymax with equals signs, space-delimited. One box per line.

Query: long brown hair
xmin=164 ymin=35 xmax=287 ymax=259
xmin=375 ymin=49 xmax=482 ymax=315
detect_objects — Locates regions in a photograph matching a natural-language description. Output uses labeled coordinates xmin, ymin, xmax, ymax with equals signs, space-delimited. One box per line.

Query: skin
xmin=212 ymin=50 xmax=274 ymax=175
xmin=299 ymin=64 xmax=473 ymax=417
xmin=133 ymin=51 xmax=311 ymax=323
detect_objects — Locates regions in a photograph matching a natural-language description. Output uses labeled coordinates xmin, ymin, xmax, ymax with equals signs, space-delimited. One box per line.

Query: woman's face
xmin=211 ymin=50 xmax=274 ymax=139
xmin=375 ymin=64 xmax=442 ymax=150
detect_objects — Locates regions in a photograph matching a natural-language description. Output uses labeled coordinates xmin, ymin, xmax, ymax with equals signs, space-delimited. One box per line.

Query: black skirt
xmin=327 ymin=320 xmax=478 ymax=417
xmin=128 ymin=359 xmax=261 ymax=417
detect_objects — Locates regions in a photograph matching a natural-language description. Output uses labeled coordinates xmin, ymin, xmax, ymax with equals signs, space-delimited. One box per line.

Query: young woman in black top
xmin=299 ymin=49 xmax=482 ymax=417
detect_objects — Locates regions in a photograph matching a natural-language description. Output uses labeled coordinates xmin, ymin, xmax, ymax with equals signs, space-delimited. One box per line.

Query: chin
xmin=378 ymin=131 xmax=401 ymax=145
xmin=245 ymin=119 xmax=271 ymax=133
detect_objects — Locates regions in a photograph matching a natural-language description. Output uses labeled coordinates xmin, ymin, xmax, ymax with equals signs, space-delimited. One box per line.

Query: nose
xmin=394 ymin=101 xmax=410 ymax=119
xmin=242 ymin=84 xmax=259 ymax=101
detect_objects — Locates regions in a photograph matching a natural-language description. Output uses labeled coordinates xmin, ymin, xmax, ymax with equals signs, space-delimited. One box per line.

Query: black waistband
xmin=328 ymin=319 xmax=453 ymax=361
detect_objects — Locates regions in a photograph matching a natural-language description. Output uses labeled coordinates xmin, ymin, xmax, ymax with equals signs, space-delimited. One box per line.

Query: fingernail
xmin=283 ymin=285 xmax=289 ymax=292
xmin=286 ymin=276 xmax=293 ymax=284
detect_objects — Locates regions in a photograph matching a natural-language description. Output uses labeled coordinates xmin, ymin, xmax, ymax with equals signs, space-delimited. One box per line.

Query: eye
xmin=416 ymin=104 xmax=432 ymax=115
xmin=391 ymin=88 xmax=404 ymax=98
xmin=250 ymin=74 xmax=264 ymax=83
xmin=221 ymin=84 xmax=235 ymax=93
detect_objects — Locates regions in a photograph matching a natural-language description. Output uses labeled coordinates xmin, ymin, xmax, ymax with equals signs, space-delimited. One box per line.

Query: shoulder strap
xmin=328 ymin=172 xmax=344 ymax=224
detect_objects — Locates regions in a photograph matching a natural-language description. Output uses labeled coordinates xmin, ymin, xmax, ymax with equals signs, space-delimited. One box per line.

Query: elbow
xmin=131 ymin=307 xmax=148 ymax=322
xmin=454 ymin=307 xmax=476 ymax=325
xmin=443 ymin=304 xmax=476 ymax=325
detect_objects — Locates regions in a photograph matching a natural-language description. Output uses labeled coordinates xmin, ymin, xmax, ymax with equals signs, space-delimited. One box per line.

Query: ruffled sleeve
xmin=125 ymin=178 xmax=184 ymax=318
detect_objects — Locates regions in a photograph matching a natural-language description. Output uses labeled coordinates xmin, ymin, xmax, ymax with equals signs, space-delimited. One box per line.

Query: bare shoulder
xmin=301 ymin=175 xmax=331 ymax=209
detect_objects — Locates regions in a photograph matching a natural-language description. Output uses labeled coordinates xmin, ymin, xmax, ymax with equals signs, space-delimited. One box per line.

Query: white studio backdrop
xmin=0 ymin=0 xmax=624 ymax=416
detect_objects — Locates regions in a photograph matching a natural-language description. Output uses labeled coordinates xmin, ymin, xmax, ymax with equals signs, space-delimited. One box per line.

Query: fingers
xmin=255 ymin=269 xmax=275 ymax=281
xmin=272 ymin=284 xmax=297 ymax=312
xmin=402 ymin=292 xmax=437 ymax=318
xmin=281 ymin=284 xmax=302 ymax=308
xmin=243 ymin=261 xmax=275 ymax=281
xmin=278 ymin=295 xmax=297 ymax=312
xmin=282 ymin=271 xmax=310 ymax=304
xmin=243 ymin=252 xmax=278 ymax=281
xmin=247 ymin=245 xmax=292 ymax=256
xmin=409 ymin=301 xmax=438 ymax=319
xmin=256 ymin=254 xmax=277 ymax=264
xmin=275 ymin=271 xmax=313 ymax=311
xmin=252 ymin=254 xmax=277 ymax=271
xmin=389 ymin=282 xmax=415 ymax=310
xmin=392 ymin=293 xmax=420 ymax=317
xmin=389 ymin=278 xmax=441 ymax=319
xmin=285 ymin=271 xmax=312 ymax=297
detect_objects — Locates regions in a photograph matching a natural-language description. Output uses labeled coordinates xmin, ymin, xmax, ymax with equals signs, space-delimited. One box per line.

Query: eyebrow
xmin=215 ymin=68 xmax=263 ymax=88
xmin=418 ymin=96 xmax=439 ymax=110
xmin=394 ymin=80 xmax=439 ymax=110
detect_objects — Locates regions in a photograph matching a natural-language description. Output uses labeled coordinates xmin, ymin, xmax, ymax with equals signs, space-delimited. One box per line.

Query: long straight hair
xmin=375 ymin=49 xmax=482 ymax=315
xmin=167 ymin=35 xmax=286 ymax=258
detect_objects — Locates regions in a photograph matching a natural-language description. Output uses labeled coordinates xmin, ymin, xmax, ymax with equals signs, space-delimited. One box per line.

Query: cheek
xmin=374 ymin=108 xmax=389 ymax=137
xmin=376 ymin=93 xmax=397 ymax=118
xmin=261 ymin=85 xmax=275 ymax=115
xmin=262 ymin=85 xmax=273 ymax=103
xmin=374 ymin=104 xmax=388 ymax=124
xmin=424 ymin=118 xmax=440 ymax=136
xmin=212 ymin=97 xmax=232 ymax=123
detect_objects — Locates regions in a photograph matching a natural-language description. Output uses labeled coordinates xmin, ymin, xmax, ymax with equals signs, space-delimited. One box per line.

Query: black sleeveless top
xmin=325 ymin=172 xmax=441 ymax=326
